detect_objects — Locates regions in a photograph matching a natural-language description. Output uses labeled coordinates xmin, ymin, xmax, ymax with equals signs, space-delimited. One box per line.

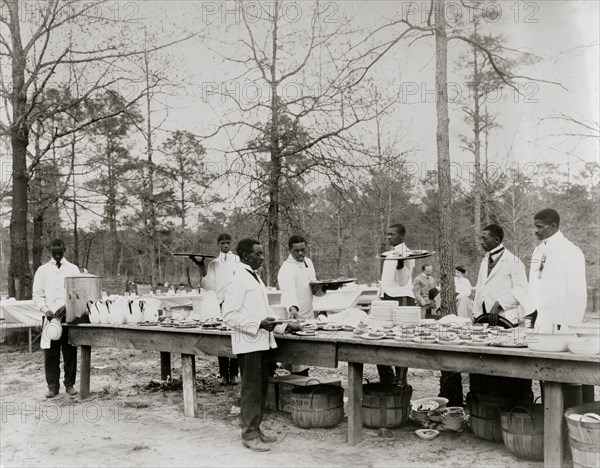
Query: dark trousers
xmin=44 ymin=326 xmax=77 ymax=391
xmin=218 ymin=356 xmax=239 ymax=379
xmin=237 ymin=349 xmax=274 ymax=441
xmin=377 ymin=295 xmax=415 ymax=384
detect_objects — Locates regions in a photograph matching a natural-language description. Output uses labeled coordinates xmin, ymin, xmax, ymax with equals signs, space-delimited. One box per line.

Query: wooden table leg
xmin=80 ymin=345 xmax=91 ymax=399
xmin=160 ymin=352 xmax=171 ymax=380
xmin=347 ymin=362 xmax=363 ymax=446
xmin=181 ymin=354 xmax=198 ymax=418
xmin=582 ymin=385 xmax=595 ymax=403
xmin=28 ymin=328 xmax=32 ymax=354
xmin=545 ymin=381 xmax=565 ymax=467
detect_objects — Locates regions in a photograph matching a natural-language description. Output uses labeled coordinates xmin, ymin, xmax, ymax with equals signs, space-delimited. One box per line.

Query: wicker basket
xmin=363 ymin=384 xmax=412 ymax=429
xmin=289 ymin=384 xmax=344 ymax=429
xmin=501 ymin=405 xmax=544 ymax=460
xmin=565 ymin=402 xmax=600 ymax=468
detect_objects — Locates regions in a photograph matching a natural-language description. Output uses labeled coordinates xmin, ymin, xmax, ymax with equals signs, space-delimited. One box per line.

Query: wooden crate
xmin=265 ymin=375 xmax=342 ymax=412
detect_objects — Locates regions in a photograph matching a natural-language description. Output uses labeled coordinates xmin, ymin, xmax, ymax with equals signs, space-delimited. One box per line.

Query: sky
xmin=1 ymin=0 xmax=599 ymax=228
xmin=145 ymin=0 xmax=600 ymax=180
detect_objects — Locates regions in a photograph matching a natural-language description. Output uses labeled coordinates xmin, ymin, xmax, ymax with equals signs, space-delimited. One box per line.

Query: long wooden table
xmin=68 ymin=325 xmax=599 ymax=467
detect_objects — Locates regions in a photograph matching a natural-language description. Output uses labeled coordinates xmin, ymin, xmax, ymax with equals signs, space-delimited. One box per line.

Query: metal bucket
xmin=65 ymin=275 xmax=102 ymax=324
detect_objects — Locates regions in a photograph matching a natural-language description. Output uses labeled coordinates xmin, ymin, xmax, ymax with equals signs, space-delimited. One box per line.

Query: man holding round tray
xmin=376 ymin=223 xmax=416 ymax=386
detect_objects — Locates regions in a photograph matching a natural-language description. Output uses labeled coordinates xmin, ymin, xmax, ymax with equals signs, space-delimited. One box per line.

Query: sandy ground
xmin=5 ymin=336 xmax=586 ymax=468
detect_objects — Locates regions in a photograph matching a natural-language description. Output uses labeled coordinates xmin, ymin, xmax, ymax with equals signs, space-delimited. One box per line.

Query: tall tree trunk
xmin=31 ymin=139 xmax=44 ymax=272
xmin=32 ymin=212 xmax=44 ymax=271
xmin=267 ymin=2 xmax=281 ymax=287
xmin=472 ymin=31 xmax=482 ymax=251
xmin=143 ymin=42 xmax=158 ymax=287
xmin=7 ymin=0 xmax=32 ymax=299
xmin=435 ymin=0 xmax=457 ymax=314
xmin=106 ymin=143 xmax=119 ymax=276
xmin=436 ymin=0 xmax=462 ymax=406
xmin=71 ymin=136 xmax=79 ymax=266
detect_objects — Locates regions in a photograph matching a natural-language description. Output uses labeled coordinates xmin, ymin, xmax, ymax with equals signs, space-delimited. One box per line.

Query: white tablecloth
xmin=0 ymin=300 xmax=42 ymax=325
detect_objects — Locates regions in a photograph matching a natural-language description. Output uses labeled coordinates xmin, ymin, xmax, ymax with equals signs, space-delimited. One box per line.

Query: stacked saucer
xmin=369 ymin=300 xmax=396 ymax=328
xmin=392 ymin=306 xmax=421 ymax=326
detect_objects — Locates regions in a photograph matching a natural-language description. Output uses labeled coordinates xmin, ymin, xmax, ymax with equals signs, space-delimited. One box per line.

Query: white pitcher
xmin=128 ymin=299 xmax=144 ymax=323
xmin=142 ymin=300 xmax=159 ymax=322
xmin=97 ymin=300 xmax=111 ymax=324
xmin=87 ymin=300 xmax=100 ymax=324
xmin=109 ymin=297 xmax=129 ymax=325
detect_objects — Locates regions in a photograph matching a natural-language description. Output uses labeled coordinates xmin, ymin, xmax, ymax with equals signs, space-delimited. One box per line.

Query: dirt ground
xmin=6 ymin=333 xmax=593 ymax=468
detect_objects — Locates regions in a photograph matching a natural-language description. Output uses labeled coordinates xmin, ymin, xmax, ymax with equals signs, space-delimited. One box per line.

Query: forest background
xmin=1 ymin=0 xmax=598 ymax=307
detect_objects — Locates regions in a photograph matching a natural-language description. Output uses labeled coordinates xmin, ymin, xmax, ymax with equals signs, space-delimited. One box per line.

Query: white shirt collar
xmin=49 ymin=257 xmax=68 ymax=265
xmin=489 ymin=244 xmax=505 ymax=256
xmin=542 ymin=230 xmax=563 ymax=246
xmin=286 ymin=254 xmax=307 ymax=266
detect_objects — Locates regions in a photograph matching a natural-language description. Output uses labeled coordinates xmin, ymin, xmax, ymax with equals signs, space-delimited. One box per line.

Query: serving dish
xmin=359 ymin=334 xmax=386 ymax=340
xmin=415 ymin=429 xmax=439 ymax=440
xmin=527 ymin=332 xmax=576 ymax=352
xmin=376 ymin=250 xmax=435 ymax=261
xmin=294 ymin=330 xmax=316 ymax=336
xmin=310 ymin=277 xmax=357 ymax=287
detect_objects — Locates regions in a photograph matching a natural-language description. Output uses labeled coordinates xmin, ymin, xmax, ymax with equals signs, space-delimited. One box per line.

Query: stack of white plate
xmin=568 ymin=337 xmax=600 ymax=355
xmin=392 ymin=306 xmax=421 ymax=326
xmin=369 ymin=301 xmax=396 ymax=327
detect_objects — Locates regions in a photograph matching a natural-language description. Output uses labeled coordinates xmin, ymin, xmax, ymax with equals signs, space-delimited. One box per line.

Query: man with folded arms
xmin=222 ymin=238 xmax=301 ymax=452
xmin=33 ymin=239 xmax=81 ymax=398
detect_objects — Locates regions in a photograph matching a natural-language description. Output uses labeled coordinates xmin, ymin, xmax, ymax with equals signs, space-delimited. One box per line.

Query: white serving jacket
xmin=473 ymin=248 xmax=530 ymax=324
xmin=32 ymin=258 xmax=81 ymax=314
xmin=378 ymin=243 xmax=415 ymax=299
xmin=202 ymin=252 xmax=239 ymax=304
xmin=277 ymin=255 xmax=317 ymax=320
xmin=222 ymin=263 xmax=286 ymax=355
xmin=529 ymin=231 xmax=587 ymax=332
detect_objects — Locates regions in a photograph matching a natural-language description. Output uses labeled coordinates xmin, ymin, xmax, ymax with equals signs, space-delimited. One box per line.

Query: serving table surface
xmin=68 ymin=325 xmax=599 ymax=467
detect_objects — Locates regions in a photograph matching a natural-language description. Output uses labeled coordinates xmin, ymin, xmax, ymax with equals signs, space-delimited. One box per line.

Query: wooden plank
xmin=347 ymin=362 xmax=363 ymax=446
xmin=181 ymin=354 xmax=198 ymax=418
xmin=273 ymin=340 xmax=338 ymax=368
xmin=332 ymin=335 xmax=600 ymax=363
xmin=160 ymin=352 xmax=171 ymax=380
xmin=68 ymin=327 xmax=338 ymax=368
xmin=80 ymin=345 xmax=91 ymax=399
xmin=545 ymin=381 xmax=565 ymax=467
xmin=582 ymin=385 xmax=595 ymax=403
xmin=69 ymin=328 xmax=235 ymax=357
xmin=337 ymin=344 xmax=600 ymax=385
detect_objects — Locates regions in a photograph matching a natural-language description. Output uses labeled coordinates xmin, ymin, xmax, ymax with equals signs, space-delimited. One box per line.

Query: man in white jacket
xmin=277 ymin=235 xmax=325 ymax=376
xmin=378 ymin=223 xmax=416 ymax=385
xmin=277 ymin=235 xmax=323 ymax=321
xmin=473 ymin=224 xmax=529 ymax=326
xmin=528 ymin=208 xmax=587 ymax=332
xmin=32 ymin=239 xmax=81 ymax=398
xmin=222 ymin=238 xmax=301 ymax=452
xmin=202 ymin=233 xmax=239 ymax=385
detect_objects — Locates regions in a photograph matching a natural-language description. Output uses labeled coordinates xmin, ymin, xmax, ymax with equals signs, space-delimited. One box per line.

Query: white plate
xmin=360 ymin=334 xmax=386 ymax=340
xmin=412 ymin=337 xmax=438 ymax=344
